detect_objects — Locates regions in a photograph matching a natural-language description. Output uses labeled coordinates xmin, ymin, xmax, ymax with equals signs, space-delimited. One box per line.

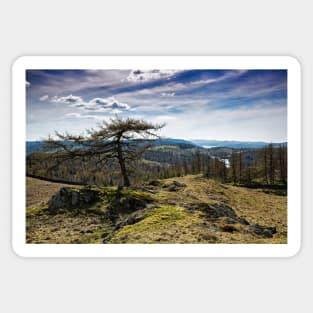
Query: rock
xmin=104 ymin=190 xmax=152 ymax=222
xmin=187 ymin=202 xmax=276 ymax=238
xmin=148 ymin=180 xmax=162 ymax=187
xmin=208 ymin=194 xmax=219 ymax=200
xmin=48 ymin=187 xmax=99 ymax=211
xmin=167 ymin=200 xmax=179 ymax=206
xmin=248 ymin=224 xmax=277 ymax=238
xmin=189 ymin=203 xmax=238 ymax=220
xmin=188 ymin=203 xmax=250 ymax=226
xmin=224 ymin=217 xmax=237 ymax=224
xmin=111 ymin=196 xmax=147 ymax=212
xmin=114 ymin=209 xmax=148 ymax=231
xmin=238 ymin=217 xmax=250 ymax=225
xmin=168 ymin=185 xmax=180 ymax=192
xmin=167 ymin=181 xmax=187 ymax=192
xmin=220 ymin=224 xmax=238 ymax=233
xmin=141 ymin=187 xmax=158 ymax=194
xmin=173 ymin=181 xmax=187 ymax=187
xmin=101 ymin=231 xmax=111 ymax=239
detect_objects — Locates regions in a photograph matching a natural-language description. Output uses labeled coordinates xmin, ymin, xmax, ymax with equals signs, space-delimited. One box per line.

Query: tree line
xmin=26 ymin=117 xmax=287 ymax=188
xmin=203 ymin=144 xmax=287 ymax=187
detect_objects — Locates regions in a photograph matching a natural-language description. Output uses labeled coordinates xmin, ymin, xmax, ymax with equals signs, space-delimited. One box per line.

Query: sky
xmin=26 ymin=69 xmax=287 ymax=142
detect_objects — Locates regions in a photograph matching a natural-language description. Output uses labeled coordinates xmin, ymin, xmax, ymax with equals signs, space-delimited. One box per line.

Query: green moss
xmin=26 ymin=175 xmax=287 ymax=244
xmin=109 ymin=205 xmax=202 ymax=243
xmin=26 ymin=206 xmax=48 ymax=216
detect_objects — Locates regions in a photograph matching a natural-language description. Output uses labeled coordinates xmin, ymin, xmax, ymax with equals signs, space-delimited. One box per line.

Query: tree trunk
xmin=269 ymin=144 xmax=275 ymax=185
xmin=239 ymin=150 xmax=242 ymax=184
xmin=116 ymin=140 xmax=130 ymax=187
xmin=263 ymin=149 xmax=269 ymax=185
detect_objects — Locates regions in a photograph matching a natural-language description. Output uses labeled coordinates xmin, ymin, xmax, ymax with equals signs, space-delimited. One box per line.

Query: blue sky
xmin=26 ymin=69 xmax=287 ymax=142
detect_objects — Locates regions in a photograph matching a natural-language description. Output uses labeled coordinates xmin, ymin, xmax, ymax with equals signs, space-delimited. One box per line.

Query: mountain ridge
xmin=26 ymin=138 xmax=287 ymax=155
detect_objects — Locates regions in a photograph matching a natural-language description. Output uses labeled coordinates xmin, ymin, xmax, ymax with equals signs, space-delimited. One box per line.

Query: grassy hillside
xmin=26 ymin=175 xmax=287 ymax=244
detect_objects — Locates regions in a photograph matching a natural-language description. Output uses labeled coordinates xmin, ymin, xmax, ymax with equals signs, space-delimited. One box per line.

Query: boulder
xmin=187 ymin=202 xmax=247 ymax=224
xmin=172 ymin=181 xmax=187 ymax=187
xmin=148 ymin=180 xmax=162 ymax=187
xmin=48 ymin=187 xmax=99 ymax=211
xmin=114 ymin=209 xmax=148 ymax=230
xmin=167 ymin=181 xmax=187 ymax=192
xmin=248 ymin=224 xmax=277 ymax=238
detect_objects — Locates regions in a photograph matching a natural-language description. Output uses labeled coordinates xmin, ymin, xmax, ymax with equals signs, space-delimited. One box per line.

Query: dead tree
xmin=43 ymin=117 xmax=164 ymax=187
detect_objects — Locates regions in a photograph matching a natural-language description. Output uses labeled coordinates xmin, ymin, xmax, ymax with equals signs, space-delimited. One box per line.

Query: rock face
xmin=48 ymin=187 xmax=99 ymax=211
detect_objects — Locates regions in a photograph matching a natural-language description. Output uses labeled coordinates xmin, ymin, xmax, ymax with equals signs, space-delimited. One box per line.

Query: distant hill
xmin=190 ymin=139 xmax=287 ymax=149
xmin=154 ymin=138 xmax=199 ymax=149
xmin=26 ymin=138 xmax=199 ymax=155
xmin=26 ymin=138 xmax=287 ymax=155
xmin=26 ymin=141 xmax=45 ymax=155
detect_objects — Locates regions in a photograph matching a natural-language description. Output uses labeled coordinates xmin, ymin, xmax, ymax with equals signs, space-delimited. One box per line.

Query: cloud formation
xmin=51 ymin=94 xmax=84 ymax=105
xmin=65 ymin=112 xmax=104 ymax=120
xmin=125 ymin=69 xmax=182 ymax=82
xmin=161 ymin=92 xmax=175 ymax=97
xmin=86 ymin=97 xmax=130 ymax=111
xmin=26 ymin=81 xmax=31 ymax=88
xmin=49 ymin=94 xmax=131 ymax=117
xmin=26 ymin=69 xmax=287 ymax=141
xmin=39 ymin=95 xmax=49 ymax=101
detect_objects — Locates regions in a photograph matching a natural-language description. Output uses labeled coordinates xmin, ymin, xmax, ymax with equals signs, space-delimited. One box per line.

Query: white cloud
xmin=28 ymin=70 xmax=129 ymax=96
xmin=120 ymin=70 xmax=249 ymax=99
xmin=66 ymin=112 xmax=81 ymax=118
xmin=55 ymin=95 xmax=131 ymax=121
xmin=86 ymin=97 xmax=130 ymax=111
xmin=65 ymin=112 xmax=105 ymax=121
xmin=51 ymin=95 xmax=130 ymax=114
xmin=155 ymin=102 xmax=287 ymax=142
xmin=39 ymin=95 xmax=49 ymax=101
xmin=26 ymin=81 xmax=31 ymax=88
xmin=51 ymin=94 xmax=84 ymax=105
xmin=125 ymin=70 xmax=182 ymax=83
xmin=161 ymin=92 xmax=175 ymax=97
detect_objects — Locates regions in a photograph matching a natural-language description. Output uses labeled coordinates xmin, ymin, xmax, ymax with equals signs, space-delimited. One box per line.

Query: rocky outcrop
xmin=248 ymin=224 xmax=277 ymax=238
xmin=48 ymin=187 xmax=99 ymax=211
xmin=187 ymin=202 xmax=276 ymax=238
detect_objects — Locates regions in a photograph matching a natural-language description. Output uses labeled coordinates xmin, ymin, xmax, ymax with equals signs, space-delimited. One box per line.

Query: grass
xmin=109 ymin=205 xmax=212 ymax=243
xmin=26 ymin=175 xmax=287 ymax=244
xmin=26 ymin=177 xmax=79 ymax=209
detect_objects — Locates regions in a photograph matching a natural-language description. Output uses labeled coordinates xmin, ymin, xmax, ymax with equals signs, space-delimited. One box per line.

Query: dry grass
xmin=26 ymin=177 xmax=79 ymax=209
xmin=26 ymin=175 xmax=287 ymax=244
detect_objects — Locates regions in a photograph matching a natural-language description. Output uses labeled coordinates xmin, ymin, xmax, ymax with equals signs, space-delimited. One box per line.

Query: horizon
xmin=25 ymin=137 xmax=288 ymax=144
xmin=26 ymin=69 xmax=287 ymax=141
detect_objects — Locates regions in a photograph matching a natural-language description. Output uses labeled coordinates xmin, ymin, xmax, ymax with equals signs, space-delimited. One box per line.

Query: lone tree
xmin=43 ymin=117 xmax=165 ymax=187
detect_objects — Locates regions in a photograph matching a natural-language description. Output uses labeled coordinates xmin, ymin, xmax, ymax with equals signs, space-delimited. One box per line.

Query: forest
xmin=27 ymin=140 xmax=287 ymax=190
